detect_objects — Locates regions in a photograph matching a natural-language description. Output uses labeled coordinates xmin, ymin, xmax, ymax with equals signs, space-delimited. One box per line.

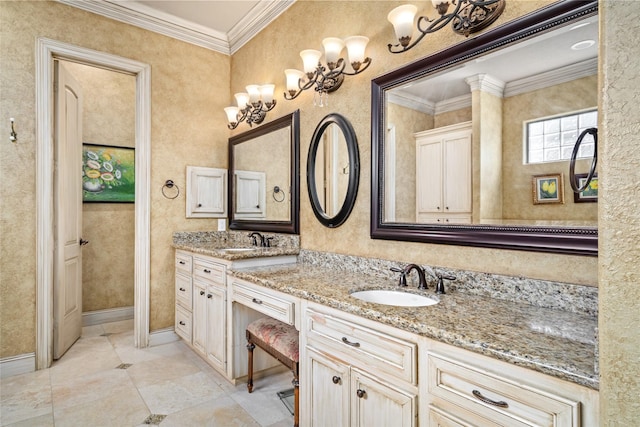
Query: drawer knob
xmin=252 ymin=298 xmax=263 ymax=305
xmin=179 ymin=321 xmax=186 ymax=326
xmin=332 ymin=376 xmax=341 ymax=384
xmin=472 ymin=390 xmax=509 ymax=408
xmin=179 ymin=261 xmax=186 ymax=265
xmin=341 ymin=337 xmax=361 ymax=348
xmin=200 ymin=291 xmax=205 ymax=296
xmin=203 ymin=269 xmax=211 ymax=274
xmin=207 ymin=294 xmax=212 ymax=299
xmin=356 ymin=389 xmax=366 ymax=398
xmin=179 ymin=287 xmax=186 ymax=292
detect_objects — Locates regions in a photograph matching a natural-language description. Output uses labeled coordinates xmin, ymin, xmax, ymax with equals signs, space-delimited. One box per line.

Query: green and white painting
xmin=82 ymin=144 xmax=135 ymax=202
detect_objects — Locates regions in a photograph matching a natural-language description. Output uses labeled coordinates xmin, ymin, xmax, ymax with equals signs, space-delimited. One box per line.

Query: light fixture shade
xmin=285 ymin=69 xmax=306 ymax=92
xmin=344 ymin=36 xmax=369 ymax=64
xmin=387 ymin=4 xmax=417 ymax=42
xmin=322 ymin=37 xmax=345 ymax=65
xmin=300 ymin=49 xmax=322 ymax=75
xmin=259 ymin=84 xmax=275 ymax=104
xmin=245 ymin=85 xmax=261 ymax=103
xmin=224 ymin=106 xmax=239 ymax=124
xmin=234 ymin=92 xmax=250 ymax=108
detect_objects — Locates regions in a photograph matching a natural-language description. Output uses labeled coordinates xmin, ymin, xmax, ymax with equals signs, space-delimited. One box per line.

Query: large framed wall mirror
xmin=371 ymin=0 xmax=598 ymax=255
xmin=307 ymin=113 xmax=360 ymax=228
xmin=228 ymin=110 xmax=300 ymax=234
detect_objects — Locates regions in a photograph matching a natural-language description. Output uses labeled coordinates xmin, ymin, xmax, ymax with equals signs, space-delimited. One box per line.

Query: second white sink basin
xmin=350 ymin=290 xmax=438 ymax=307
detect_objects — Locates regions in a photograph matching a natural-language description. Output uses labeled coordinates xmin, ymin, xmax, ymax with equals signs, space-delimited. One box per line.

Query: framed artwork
xmin=82 ymin=143 xmax=135 ymax=202
xmin=532 ymin=173 xmax=564 ymax=204
xmin=573 ymin=174 xmax=598 ymax=203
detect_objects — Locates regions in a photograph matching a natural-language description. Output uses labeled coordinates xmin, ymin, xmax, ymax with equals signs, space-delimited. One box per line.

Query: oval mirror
xmin=307 ymin=113 xmax=360 ymax=228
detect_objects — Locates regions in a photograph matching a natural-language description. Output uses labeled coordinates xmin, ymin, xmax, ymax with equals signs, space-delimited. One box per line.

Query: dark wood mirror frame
xmin=307 ymin=113 xmax=361 ymax=228
xmin=371 ymin=0 xmax=598 ymax=256
xmin=229 ymin=110 xmax=300 ymax=234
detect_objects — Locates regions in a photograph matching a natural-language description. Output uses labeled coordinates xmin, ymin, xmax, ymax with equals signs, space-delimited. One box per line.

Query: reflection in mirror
xmin=229 ymin=110 xmax=300 ymax=234
xmin=308 ymin=113 xmax=360 ymax=228
xmin=372 ymin=0 xmax=598 ymax=255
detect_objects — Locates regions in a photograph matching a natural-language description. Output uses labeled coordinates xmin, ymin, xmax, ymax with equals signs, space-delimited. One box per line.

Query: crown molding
xmin=435 ymin=93 xmax=472 ymax=114
xmin=57 ymin=0 xmax=295 ymax=55
xmin=504 ymin=57 xmax=597 ymax=97
xmin=387 ymin=92 xmax=435 ymax=115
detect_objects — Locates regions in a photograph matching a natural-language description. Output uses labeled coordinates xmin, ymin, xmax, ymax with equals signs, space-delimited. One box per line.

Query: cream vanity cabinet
xmin=301 ymin=302 xmax=419 ymax=427
xmin=174 ymin=251 xmax=193 ymax=342
xmin=422 ymin=340 xmax=599 ymax=427
xmin=415 ymin=122 xmax=472 ymax=224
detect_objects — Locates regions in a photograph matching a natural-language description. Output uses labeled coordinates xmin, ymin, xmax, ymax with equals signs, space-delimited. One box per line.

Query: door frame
xmin=35 ymin=38 xmax=151 ymax=369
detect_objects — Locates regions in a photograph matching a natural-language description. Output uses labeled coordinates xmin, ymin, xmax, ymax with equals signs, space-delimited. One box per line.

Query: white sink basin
xmin=350 ymin=290 xmax=438 ymax=307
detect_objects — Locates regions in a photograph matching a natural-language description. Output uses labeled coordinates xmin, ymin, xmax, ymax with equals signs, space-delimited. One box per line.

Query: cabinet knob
xmin=197 ymin=203 xmax=202 ymax=207
xmin=179 ymin=321 xmax=186 ymax=326
xmin=179 ymin=287 xmax=186 ymax=292
xmin=252 ymin=298 xmax=263 ymax=305
xmin=446 ymin=206 xmax=449 ymax=210
xmin=437 ymin=206 xmax=441 ymax=210
xmin=332 ymin=376 xmax=341 ymax=384
xmin=179 ymin=261 xmax=186 ymax=265
xmin=207 ymin=294 xmax=212 ymax=299
xmin=203 ymin=269 xmax=211 ymax=274
xmin=200 ymin=290 xmax=205 ymax=296
xmin=356 ymin=389 xmax=366 ymax=398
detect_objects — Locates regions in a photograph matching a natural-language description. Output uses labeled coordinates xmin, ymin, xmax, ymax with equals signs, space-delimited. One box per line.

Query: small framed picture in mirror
xmin=573 ymin=174 xmax=598 ymax=203
xmin=532 ymin=173 xmax=564 ymax=204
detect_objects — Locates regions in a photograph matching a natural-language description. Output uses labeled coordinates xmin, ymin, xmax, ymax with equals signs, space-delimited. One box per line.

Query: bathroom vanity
xmin=173 ymin=233 xmax=598 ymax=426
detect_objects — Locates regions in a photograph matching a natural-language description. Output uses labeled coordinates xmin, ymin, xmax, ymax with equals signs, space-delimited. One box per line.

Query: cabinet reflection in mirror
xmin=228 ymin=110 xmax=300 ymax=234
xmin=307 ymin=113 xmax=360 ymax=228
xmin=372 ymin=0 xmax=598 ymax=255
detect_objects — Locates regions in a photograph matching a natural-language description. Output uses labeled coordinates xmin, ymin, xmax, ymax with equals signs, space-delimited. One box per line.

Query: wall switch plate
xmin=217 ymin=218 xmax=226 ymax=231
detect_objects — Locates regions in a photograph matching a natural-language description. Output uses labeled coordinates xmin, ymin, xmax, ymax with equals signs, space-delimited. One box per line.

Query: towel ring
xmin=162 ymin=179 xmax=180 ymax=199
xmin=569 ymin=127 xmax=597 ymax=193
xmin=272 ymin=185 xmax=286 ymax=203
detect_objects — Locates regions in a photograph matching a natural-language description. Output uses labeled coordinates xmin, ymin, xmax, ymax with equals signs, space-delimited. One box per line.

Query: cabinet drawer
xmin=306 ymin=307 xmax=416 ymax=384
xmin=175 ymin=251 xmax=192 ymax=273
xmin=232 ymin=282 xmax=295 ymax=326
xmin=427 ymin=352 xmax=580 ymax=427
xmin=175 ymin=272 xmax=192 ymax=310
xmin=193 ymin=257 xmax=225 ymax=285
xmin=175 ymin=304 xmax=192 ymax=342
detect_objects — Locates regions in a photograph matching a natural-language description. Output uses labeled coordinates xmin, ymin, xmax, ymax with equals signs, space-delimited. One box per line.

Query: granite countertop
xmin=229 ymin=263 xmax=599 ymax=390
xmin=172 ymin=241 xmax=300 ymax=261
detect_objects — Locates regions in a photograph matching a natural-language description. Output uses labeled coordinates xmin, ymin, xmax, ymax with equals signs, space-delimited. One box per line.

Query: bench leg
xmin=293 ymin=374 xmax=299 ymax=427
xmin=247 ymin=342 xmax=255 ymax=393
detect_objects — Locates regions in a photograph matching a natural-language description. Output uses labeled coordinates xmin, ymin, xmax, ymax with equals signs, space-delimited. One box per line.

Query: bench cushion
xmin=247 ymin=317 xmax=299 ymax=362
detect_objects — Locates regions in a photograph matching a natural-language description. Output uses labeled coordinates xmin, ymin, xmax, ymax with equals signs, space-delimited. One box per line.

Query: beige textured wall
xmin=434 ymin=106 xmax=472 ymax=128
xmin=229 ymin=0 xmax=596 ymax=287
xmin=502 ymin=76 xmax=598 ymax=223
xmin=63 ymin=62 xmax=136 ymax=313
xmin=0 ymin=1 xmax=230 ymax=357
xmin=599 ymin=0 xmax=640 ymax=423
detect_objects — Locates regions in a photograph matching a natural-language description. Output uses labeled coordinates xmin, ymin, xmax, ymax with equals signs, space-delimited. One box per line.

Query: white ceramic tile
xmin=160 ymin=396 xmax=260 ymax=427
xmin=101 ymin=319 xmax=134 ymax=334
xmin=126 ymin=354 xmax=202 ymax=389
xmin=81 ymin=324 xmax=104 ymax=337
xmin=3 ymin=413 xmax=55 ymax=427
xmin=0 ymin=370 xmax=52 ymax=426
xmin=51 ymin=368 xmax=135 ymax=412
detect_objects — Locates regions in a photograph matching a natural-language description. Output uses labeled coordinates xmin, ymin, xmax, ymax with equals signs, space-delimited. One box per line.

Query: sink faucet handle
xmin=390 ymin=267 xmax=408 ymax=286
xmin=265 ymin=237 xmax=274 ymax=248
xmin=435 ymin=273 xmax=456 ymax=294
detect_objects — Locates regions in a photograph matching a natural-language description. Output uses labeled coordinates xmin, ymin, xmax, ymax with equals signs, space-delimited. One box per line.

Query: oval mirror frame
xmin=371 ymin=0 xmax=598 ymax=256
xmin=308 ymin=113 xmax=360 ymax=228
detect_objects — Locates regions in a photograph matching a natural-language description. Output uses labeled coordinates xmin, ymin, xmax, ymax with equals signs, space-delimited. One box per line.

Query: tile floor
xmin=0 ymin=320 xmax=294 ymax=426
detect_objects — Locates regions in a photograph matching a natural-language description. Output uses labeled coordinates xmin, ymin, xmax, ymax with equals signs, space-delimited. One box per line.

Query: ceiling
xmin=59 ymin=0 xmax=296 ymax=54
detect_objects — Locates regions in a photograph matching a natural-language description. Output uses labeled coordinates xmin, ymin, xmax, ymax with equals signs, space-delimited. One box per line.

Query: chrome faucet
xmin=392 ymin=264 xmax=428 ymax=289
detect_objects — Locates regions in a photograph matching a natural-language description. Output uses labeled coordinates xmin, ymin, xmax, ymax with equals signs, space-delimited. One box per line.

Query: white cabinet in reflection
xmin=234 ymin=170 xmax=266 ymax=219
xmin=415 ymin=122 xmax=472 ymax=224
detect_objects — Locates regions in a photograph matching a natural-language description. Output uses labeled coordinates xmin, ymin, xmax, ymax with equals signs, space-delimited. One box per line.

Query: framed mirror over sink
xmin=371 ymin=0 xmax=598 ymax=255
xmin=228 ymin=110 xmax=300 ymax=234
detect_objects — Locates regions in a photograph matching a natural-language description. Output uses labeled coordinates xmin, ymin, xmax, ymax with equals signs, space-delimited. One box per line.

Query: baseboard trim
xmin=149 ymin=328 xmax=179 ymax=347
xmin=82 ymin=306 xmax=134 ymax=327
xmin=0 ymin=353 xmax=36 ymax=379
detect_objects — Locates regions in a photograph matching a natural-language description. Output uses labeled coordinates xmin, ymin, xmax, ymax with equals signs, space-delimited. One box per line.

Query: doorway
xmin=35 ymin=38 xmax=151 ymax=369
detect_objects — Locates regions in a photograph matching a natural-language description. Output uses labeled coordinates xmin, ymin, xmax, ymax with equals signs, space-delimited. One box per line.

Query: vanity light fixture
xmin=224 ymin=84 xmax=276 ymax=130
xmin=387 ymin=0 xmax=506 ymax=54
xmin=284 ymin=36 xmax=372 ymax=106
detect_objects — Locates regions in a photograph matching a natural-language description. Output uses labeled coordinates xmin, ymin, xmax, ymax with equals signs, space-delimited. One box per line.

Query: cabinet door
xmin=186 ymin=166 xmax=227 ymax=218
xmin=443 ymin=134 xmax=472 ymax=214
xmin=416 ymin=138 xmax=443 ymax=216
xmin=305 ymin=347 xmax=350 ymax=427
xmin=351 ymin=370 xmax=416 ymax=427
xmin=205 ymin=284 xmax=226 ymax=371
xmin=192 ymin=281 xmax=207 ymax=354
xmin=234 ymin=170 xmax=266 ymax=219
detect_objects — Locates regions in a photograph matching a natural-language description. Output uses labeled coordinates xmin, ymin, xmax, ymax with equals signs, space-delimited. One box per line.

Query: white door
xmin=53 ymin=61 xmax=84 ymax=359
